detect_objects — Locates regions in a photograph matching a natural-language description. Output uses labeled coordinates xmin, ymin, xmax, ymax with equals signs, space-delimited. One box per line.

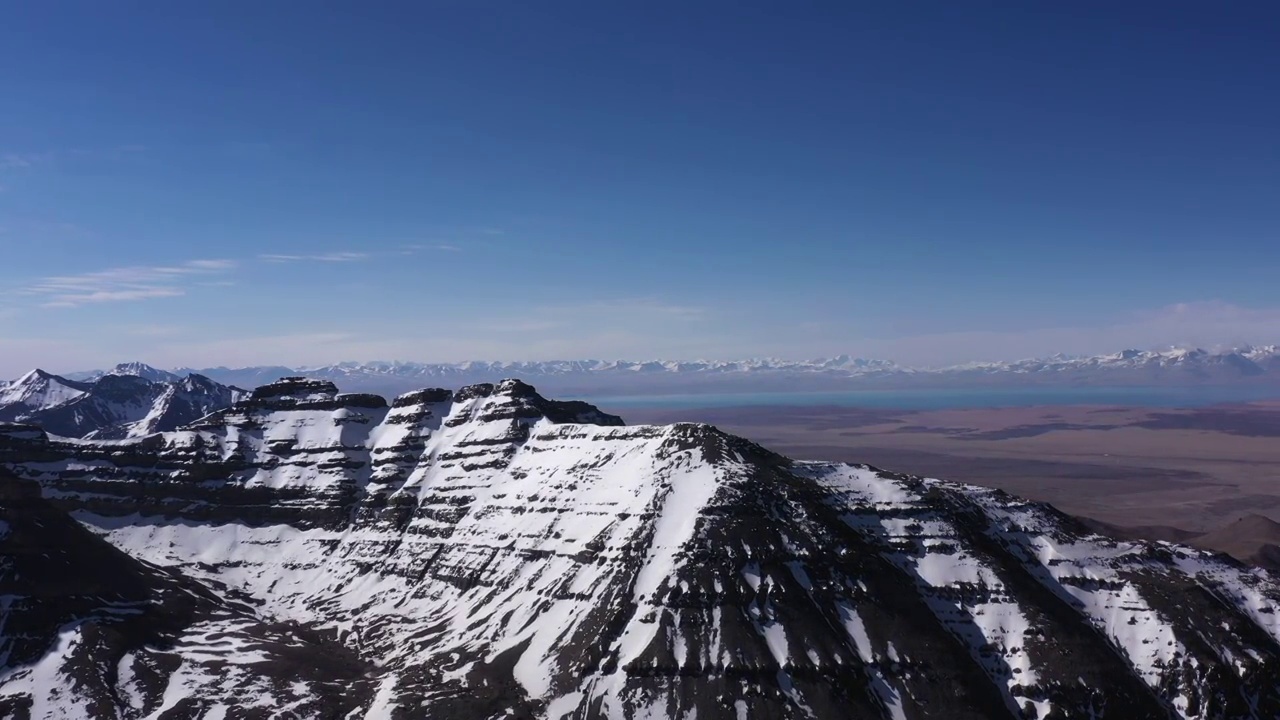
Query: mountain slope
xmin=0 ymin=470 xmax=373 ymax=719
xmin=1 ymin=379 xmax=1279 ymax=717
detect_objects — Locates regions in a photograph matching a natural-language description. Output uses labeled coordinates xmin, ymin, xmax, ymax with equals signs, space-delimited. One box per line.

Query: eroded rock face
xmin=1 ymin=379 xmax=1280 ymax=719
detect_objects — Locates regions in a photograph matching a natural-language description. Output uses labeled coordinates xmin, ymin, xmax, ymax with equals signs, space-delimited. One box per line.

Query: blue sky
xmin=1 ymin=1 xmax=1278 ymax=374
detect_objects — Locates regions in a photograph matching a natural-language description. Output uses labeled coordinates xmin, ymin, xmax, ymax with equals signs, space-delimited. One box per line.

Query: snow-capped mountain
xmin=1 ymin=377 xmax=1279 ymax=717
xmin=0 ymin=370 xmax=92 ymax=422
xmin=101 ymin=360 xmax=183 ymax=383
xmin=71 ymin=344 xmax=1277 ymax=397
xmin=0 ymin=369 xmax=244 ymax=439
xmin=952 ymin=346 xmax=1278 ymax=378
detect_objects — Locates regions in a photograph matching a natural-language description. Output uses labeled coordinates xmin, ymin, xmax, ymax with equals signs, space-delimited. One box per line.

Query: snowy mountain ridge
xmin=0 ymin=365 xmax=244 ymax=439
xmin=49 ymin=345 xmax=1280 ymax=397
xmin=200 ymin=344 xmax=1280 ymax=376
xmin=102 ymin=360 xmax=184 ymax=383
xmin=0 ymin=377 xmax=1279 ymax=717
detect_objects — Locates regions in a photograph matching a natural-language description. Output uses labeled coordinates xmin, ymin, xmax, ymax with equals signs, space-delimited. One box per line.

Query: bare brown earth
xmin=620 ymin=402 xmax=1280 ymax=567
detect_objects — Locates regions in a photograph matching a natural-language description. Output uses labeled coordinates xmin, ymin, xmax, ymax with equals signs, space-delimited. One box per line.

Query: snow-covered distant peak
xmin=104 ymin=361 xmax=182 ymax=383
xmin=1159 ymin=346 xmax=1208 ymax=360
xmin=1239 ymin=344 xmax=1280 ymax=360
xmin=811 ymin=354 xmax=901 ymax=371
xmin=0 ymin=369 xmax=88 ymax=414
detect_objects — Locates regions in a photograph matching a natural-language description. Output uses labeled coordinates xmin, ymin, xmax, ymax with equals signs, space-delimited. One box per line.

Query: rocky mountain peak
xmin=0 ymin=370 xmax=90 ymax=421
xmin=13 ymin=368 xmax=53 ymax=383
xmin=177 ymin=371 xmax=232 ymax=393
xmin=450 ymin=379 xmax=626 ymax=427
xmin=248 ymin=376 xmax=341 ymax=403
xmin=105 ymin=361 xmax=181 ymax=383
xmin=391 ymin=387 xmax=454 ymax=408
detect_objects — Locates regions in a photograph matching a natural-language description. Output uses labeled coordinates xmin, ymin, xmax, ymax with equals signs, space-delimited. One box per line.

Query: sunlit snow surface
xmin=3 ymin=378 xmax=1280 ymax=718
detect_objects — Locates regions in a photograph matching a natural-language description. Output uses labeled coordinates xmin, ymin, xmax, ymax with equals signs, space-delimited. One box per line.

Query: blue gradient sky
xmin=2 ymin=2 xmax=1278 ymax=374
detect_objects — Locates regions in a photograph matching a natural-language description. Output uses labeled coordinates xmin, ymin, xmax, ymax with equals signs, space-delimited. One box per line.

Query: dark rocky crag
xmin=0 ymin=378 xmax=1279 ymax=718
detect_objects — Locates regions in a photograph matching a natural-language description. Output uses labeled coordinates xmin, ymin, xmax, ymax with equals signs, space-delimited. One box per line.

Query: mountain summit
xmin=102 ymin=361 xmax=183 ymax=383
xmin=0 ymin=378 xmax=1278 ymax=717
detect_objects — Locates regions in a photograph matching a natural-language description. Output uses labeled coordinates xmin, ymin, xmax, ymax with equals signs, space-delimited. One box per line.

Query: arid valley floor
xmin=623 ymin=400 xmax=1280 ymax=569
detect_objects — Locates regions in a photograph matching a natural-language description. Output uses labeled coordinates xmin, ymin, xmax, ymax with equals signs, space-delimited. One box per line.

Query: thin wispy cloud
xmin=0 ymin=154 xmax=37 ymax=170
xmin=400 ymin=243 xmax=462 ymax=254
xmin=259 ymin=252 xmax=369 ymax=263
xmin=21 ymin=259 xmax=237 ymax=309
xmin=15 ymin=220 xmax=92 ymax=238
xmin=0 ymin=146 xmax=144 ymax=172
xmin=183 ymin=259 xmax=236 ymax=271
xmin=393 ymin=226 xmax=513 ymax=256
xmin=119 ymin=324 xmax=187 ymax=337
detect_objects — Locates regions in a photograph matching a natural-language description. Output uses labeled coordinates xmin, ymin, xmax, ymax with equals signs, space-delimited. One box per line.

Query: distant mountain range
xmin=8 ymin=346 xmax=1280 ymax=439
xmin=0 ymin=363 xmax=244 ymax=439
xmin=53 ymin=345 xmax=1280 ymax=397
